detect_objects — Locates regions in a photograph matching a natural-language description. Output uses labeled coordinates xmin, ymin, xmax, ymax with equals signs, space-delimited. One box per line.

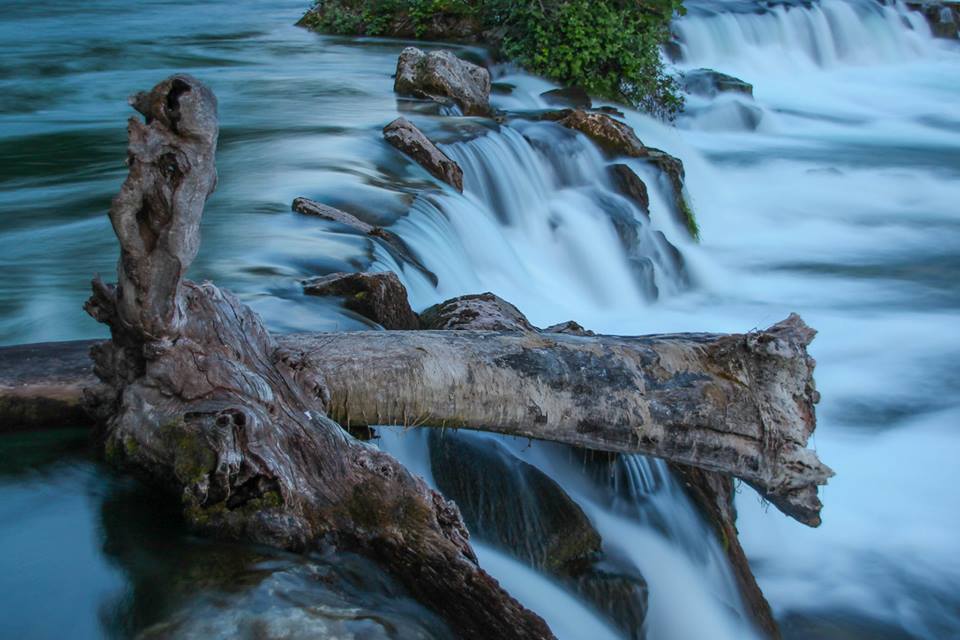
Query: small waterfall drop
xmin=375 ymin=121 xmax=693 ymax=329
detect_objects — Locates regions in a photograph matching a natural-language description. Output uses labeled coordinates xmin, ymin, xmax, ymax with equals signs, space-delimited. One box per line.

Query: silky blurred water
xmin=1 ymin=0 xmax=959 ymax=638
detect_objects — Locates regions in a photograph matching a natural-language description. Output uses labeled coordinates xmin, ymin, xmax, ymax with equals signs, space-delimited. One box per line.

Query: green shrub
xmin=301 ymin=0 xmax=685 ymax=119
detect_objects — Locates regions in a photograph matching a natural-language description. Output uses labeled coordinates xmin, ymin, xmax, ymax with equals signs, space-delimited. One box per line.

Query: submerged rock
xmin=302 ymin=271 xmax=419 ymax=330
xmin=383 ymin=117 xmax=464 ymax=192
xmin=419 ymin=292 xmax=537 ymax=332
xmin=540 ymin=87 xmax=592 ymax=109
xmin=430 ymin=431 xmax=601 ymax=574
xmin=394 ymin=47 xmax=491 ymax=116
xmin=681 ymin=68 xmax=754 ymax=99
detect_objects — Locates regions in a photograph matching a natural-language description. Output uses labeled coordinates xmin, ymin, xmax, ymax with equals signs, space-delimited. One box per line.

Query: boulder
xmin=302 ymin=271 xmax=419 ymax=330
xmin=292 ymin=197 xmax=438 ymax=285
xmin=383 ymin=117 xmax=464 ymax=192
xmin=394 ymin=47 xmax=492 ymax=116
xmin=418 ymin=292 xmax=537 ymax=332
xmin=681 ymin=68 xmax=754 ymax=99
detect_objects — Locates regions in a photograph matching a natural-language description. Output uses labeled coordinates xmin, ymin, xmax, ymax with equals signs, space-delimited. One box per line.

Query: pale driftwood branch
xmin=282 ymin=317 xmax=832 ymax=527
xmin=0 ymin=315 xmax=832 ymax=528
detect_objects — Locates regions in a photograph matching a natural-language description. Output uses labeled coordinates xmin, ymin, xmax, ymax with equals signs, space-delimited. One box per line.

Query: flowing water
xmin=1 ymin=0 xmax=959 ymax=638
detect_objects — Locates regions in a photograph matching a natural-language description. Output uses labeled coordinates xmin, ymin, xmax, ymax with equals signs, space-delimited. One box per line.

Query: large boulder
xmin=302 ymin=271 xmax=419 ymax=330
xmin=383 ymin=117 xmax=464 ymax=192
xmin=681 ymin=68 xmax=754 ymax=99
xmin=394 ymin=47 xmax=492 ymax=116
xmin=418 ymin=292 xmax=537 ymax=332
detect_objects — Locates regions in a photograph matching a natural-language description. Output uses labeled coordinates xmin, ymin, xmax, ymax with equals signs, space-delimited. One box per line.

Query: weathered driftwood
xmin=284 ymin=316 xmax=832 ymax=528
xmin=292 ymin=197 xmax=438 ymax=286
xmin=0 ymin=317 xmax=832 ymax=528
xmin=82 ymin=74 xmax=552 ymax=639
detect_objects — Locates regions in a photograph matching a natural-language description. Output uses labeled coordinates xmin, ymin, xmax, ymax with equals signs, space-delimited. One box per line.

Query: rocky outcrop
xmin=302 ymin=271 xmax=419 ymax=330
xmin=907 ymin=1 xmax=960 ymax=38
xmin=383 ymin=117 xmax=464 ymax=192
xmin=418 ymin=292 xmax=537 ymax=332
xmin=681 ymin=68 xmax=754 ymax=99
xmin=394 ymin=47 xmax=491 ymax=116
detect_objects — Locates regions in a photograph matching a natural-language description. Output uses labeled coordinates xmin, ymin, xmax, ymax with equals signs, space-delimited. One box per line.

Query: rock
xmin=572 ymin=569 xmax=648 ymax=640
xmin=608 ymin=163 xmax=650 ymax=214
xmin=429 ymin=431 xmax=601 ymax=575
xmin=418 ymin=292 xmax=537 ymax=332
xmin=540 ymin=87 xmax=592 ymax=109
xmin=394 ymin=47 xmax=491 ymax=116
xmin=302 ymin=271 xmax=419 ymax=330
xmin=681 ymin=68 xmax=754 ymax=99
xmin=543 ymin=320 xmax=596 ymax=337
xmin=383 ymin=117 xmax=464 ymax=192
xmin=907 ymin=1 xmax=960 ymax=38
xmin=292 ymin=197 xmax=438 ymax=286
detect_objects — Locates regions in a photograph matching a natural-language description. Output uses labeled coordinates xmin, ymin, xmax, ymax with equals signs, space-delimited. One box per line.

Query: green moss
xmin=679 ymin=197 xmax=700 ymax=242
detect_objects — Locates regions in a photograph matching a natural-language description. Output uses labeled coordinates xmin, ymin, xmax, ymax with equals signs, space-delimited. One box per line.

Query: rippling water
xmin=2 ymin=0 xmax=959 ymax=638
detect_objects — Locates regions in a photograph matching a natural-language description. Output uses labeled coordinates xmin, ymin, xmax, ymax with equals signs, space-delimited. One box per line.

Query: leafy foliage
xmin=301 ymin=0 xmax=685 ymax=118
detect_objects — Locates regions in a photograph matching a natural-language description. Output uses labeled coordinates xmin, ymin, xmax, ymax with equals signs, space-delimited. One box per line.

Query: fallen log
xmin=0 ymin=317 xmax=833 ymax=528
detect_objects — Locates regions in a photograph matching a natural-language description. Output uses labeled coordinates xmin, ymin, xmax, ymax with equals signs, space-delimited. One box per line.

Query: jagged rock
xmin=681 ymin=68 xmax=754 ymax=99
xmin=540 ymin=87 xmax=592 ymax=109
xmin=609 ymin=163 xmax=650 ymax=214
xmin=292 ymin=197 xmax=438 ymax=286
xmin=418 ymin=292 xmax=537 ymax=332
xmin=383 ymin=117 xmax=464 ymax=192
xmin=543 ymin=320 xmax=596 ymax=337
xmin=429 ymin=431 xmax=601 ymax=575
xmin=907 ymin=1 xmax=960 ymax=38
xmin=302 ymin=271 xmax=419 ymax=330
xmin=572 ymin=568 xmax=648 ymax=640
xmin=394 ymin=47 xmax=491 ymax=116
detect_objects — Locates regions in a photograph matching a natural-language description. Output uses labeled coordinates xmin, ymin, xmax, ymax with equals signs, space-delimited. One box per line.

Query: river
xmin=0 ymin=0 xmax=958 ymax=638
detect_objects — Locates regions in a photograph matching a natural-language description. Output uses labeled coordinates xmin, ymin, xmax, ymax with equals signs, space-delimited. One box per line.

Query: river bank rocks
xmin=394 ymin=47 xmax=491 ymax=116
xmin=292 ymin=197 xmax=438 ymax=285
xmin=609 ymin=163 xmax=651 ymax=214
xmin=303 ymin=271 xmax=420 ymax=330
xmin=907 ymin=1 xmax=960 ymax=38
xmin=681 ymin=68 xmax=754 ymax=99
xmin=383 ymin=117 xmax=464 ymax=192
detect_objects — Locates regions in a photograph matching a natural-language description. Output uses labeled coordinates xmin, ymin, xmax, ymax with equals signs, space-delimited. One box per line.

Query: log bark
xmin=284 ymin=318 xmax=832 ymax=527
xmin=0 ymin=319 xmax=833 ymax=528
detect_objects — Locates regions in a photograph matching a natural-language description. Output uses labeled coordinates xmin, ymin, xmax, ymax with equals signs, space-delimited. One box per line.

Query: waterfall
xmin=675 ymin=0 xmax=936 ymax=73
xmin=374 ymin=121 xmax=694 ymax=330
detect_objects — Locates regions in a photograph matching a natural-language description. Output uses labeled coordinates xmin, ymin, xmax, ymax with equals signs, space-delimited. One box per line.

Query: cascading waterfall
xmin=376 ymin=121 xmax=693 ymax=328
xmin=676 ymin=0 xmax=935 ymax=72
